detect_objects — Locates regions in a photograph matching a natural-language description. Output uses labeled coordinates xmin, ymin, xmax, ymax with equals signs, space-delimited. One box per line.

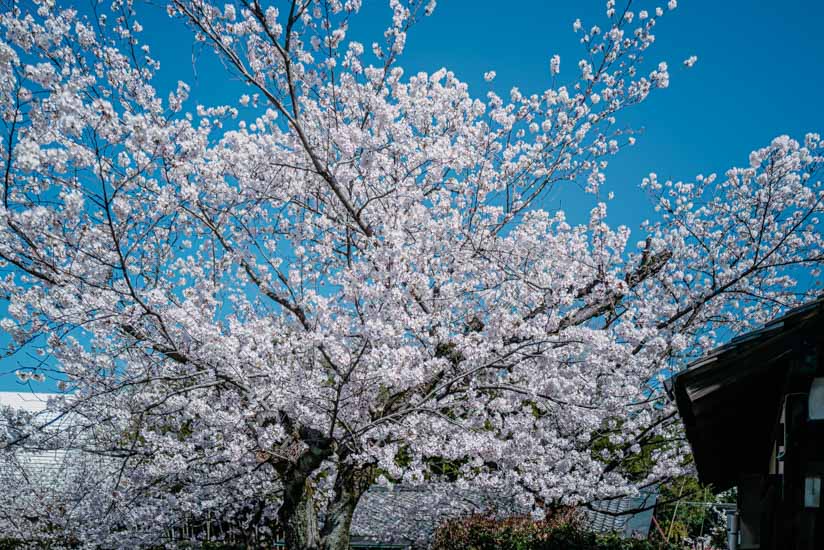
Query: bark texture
xmin=279 ymin=475 xmax=322 ymax=549
xmin=273 ymin=421 xmax=333 ymax=550
xmin=320 ymin=464 xmax=375 ymax=550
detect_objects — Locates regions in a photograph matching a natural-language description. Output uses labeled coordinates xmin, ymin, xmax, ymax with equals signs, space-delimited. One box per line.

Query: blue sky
xmin=2 ymin=0 xmax=823 ymax=391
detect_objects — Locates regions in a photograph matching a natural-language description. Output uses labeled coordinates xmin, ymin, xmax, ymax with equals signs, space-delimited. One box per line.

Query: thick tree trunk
xmin=274 ymin=430 xmax=332 ymax=550
xmin=320 ymin=464 xmax=375 ymax=550
xmin=271 ymin=416 xmax=372 ymax=550
xmin=279 ymin=476 xmax=321 ymax=549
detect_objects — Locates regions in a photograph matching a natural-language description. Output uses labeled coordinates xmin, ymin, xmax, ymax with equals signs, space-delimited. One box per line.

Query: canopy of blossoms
xmin=0 ymin=0 xmax=821 ymax=547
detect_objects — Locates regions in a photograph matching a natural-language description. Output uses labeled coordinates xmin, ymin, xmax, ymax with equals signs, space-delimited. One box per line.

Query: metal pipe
xmin=726 ymin=510 xmax=739 ymax=550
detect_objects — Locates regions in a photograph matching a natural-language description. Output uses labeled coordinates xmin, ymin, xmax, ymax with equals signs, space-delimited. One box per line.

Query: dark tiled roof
xmin=585 ymin=490 xmax=658 ymax=538
xmin=350 ymin=484 xmax=656 ymax=549
xmin=351 ymin=484 xmax=527 ymax=548
xmin=669 ymin=295 xmax=824 ymax=490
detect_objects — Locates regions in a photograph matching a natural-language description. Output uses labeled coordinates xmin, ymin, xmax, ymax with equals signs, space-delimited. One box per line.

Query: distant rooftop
xmin=0 ymin=391 xmax=62 ymax=413
xmin=350 ymin=484 xmax=656 ymax=548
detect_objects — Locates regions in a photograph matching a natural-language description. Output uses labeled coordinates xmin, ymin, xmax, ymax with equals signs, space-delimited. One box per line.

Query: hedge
xmin=431 ymin=513 xmax=682 ymax=550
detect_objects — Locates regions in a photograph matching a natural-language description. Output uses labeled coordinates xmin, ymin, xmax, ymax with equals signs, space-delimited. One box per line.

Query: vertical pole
xmin=727 ymin=510 xmax=739 ymax=550
xmin=667 ymin=479 xmax=687 ymax=541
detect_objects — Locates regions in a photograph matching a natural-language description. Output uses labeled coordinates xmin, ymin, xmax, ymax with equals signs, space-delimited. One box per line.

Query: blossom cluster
xmin=0 ymin=0 xmax=820 ymax=547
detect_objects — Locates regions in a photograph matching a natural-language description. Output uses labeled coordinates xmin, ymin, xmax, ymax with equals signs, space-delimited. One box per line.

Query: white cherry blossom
xmin=0 ymin=0 xmax=820 ymax=548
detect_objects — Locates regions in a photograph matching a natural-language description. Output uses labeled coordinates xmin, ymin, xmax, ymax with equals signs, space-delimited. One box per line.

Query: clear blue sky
xmin=2 ymin=0 xmax=823 ymax=391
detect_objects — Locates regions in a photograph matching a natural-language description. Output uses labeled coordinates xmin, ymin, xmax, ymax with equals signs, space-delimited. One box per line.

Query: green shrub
xmin=431 ymin=513 xmax=680 ymax=550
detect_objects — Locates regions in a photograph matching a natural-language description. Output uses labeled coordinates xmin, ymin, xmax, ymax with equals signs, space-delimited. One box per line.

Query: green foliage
xmin=589 ymin=419 xmax=676 ymax=482
xmin=650 ymin=475 xmax=734 ymax=547
xmin=431 ymin=513 xmax=680 ymax=550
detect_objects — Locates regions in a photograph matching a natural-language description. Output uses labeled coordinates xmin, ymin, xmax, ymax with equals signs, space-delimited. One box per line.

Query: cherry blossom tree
xmin=0 ymin=0 xmax=822 ymax=547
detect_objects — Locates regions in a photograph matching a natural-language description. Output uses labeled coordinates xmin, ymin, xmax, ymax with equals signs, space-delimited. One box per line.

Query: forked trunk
xmin=274 ymin=438 xmax=332 ymax=550
xmin=320 ymin=464 xmax=375 ymax=550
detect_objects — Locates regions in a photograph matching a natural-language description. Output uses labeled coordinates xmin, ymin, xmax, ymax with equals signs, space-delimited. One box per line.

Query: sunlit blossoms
xmin=0 ymin=0 xmax=821 ymax=548
xmin=550 ymin=54 xmax=560 ymax=76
